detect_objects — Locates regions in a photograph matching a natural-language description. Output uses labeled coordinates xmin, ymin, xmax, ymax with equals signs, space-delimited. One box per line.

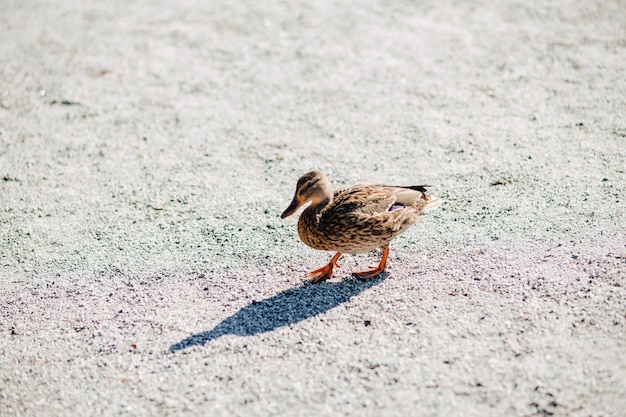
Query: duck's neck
xmin=298 ymin=197 xmax=331 ymax=247
xmin=315 ymin=195 xmax=333 ymax=212
xmin=301 ymin=197 xmax=331 ymax=225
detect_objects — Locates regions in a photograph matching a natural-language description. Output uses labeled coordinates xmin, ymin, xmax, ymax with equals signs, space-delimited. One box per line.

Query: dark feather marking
xmin=399 ymin=185 xmax=430 ymax=193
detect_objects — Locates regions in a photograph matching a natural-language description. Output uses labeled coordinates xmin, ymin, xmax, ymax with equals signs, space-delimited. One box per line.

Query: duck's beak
xmin=281 ymin=196 xmax=303 ymax=219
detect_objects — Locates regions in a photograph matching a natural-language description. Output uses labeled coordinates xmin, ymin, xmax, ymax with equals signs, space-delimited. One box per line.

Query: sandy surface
xmin=1 ymin=0 xmax=625 ymax=416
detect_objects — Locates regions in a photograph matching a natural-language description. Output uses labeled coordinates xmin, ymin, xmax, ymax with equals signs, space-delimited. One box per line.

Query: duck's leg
xmin=353 ymin=247 xmax=389 ymax=281
xmin=306 ymin=252 xmax=342 ymax=283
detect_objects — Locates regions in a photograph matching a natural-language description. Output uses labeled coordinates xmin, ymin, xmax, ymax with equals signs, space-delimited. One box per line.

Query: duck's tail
xmin=398 ymin=185 xmax=442 ymax=212
xmin=402 ymin=185 xmax=443 ymax=212
xmin=403 ymin=185 xmax=429 ymax=193
xmin=422 ymin=196 xmax=443 ymax=212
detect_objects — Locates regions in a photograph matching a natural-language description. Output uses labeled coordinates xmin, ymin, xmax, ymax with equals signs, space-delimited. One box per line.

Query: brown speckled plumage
xmin=281 ymin=171 xmax=441 ymax=282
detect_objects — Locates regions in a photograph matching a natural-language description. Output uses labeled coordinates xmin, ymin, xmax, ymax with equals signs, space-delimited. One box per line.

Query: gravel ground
xmin=1 ymin=0 xmax=625 ymax=416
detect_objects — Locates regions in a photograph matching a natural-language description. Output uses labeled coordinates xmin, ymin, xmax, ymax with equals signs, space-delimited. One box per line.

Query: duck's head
xmin=281 ymin=171 xmax=333 ymax=219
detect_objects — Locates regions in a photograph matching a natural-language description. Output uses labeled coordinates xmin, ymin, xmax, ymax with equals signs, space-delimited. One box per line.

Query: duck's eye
xmin=302 ymin=179 xmax=319 ymax=192
xmin=298 ymin=181 xmax=310 ymax=194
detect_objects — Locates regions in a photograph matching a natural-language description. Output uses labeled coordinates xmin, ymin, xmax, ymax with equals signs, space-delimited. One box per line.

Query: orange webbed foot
xmin=306 ymin=252 xmax=341 ymax=283
xmin=353 ymin=266 xmax=385 ymax=281
xmin=353 ymin=247 xmax=389 ymax=281
xmin=306 ymin=264 xmax=335 ymax=283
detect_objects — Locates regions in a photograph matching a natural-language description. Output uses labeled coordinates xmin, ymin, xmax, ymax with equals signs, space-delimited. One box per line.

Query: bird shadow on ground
xmin=169 ymin=274 xmax=387 ymax=352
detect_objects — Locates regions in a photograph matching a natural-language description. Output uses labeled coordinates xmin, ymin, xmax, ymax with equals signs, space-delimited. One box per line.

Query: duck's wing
xmin=315 ymin=184 xmax=438 ymax=240
xmin=328 ymin=185 xmax=390 ymax=215
xmin=320 ymin=184 xmax=427 ymax=221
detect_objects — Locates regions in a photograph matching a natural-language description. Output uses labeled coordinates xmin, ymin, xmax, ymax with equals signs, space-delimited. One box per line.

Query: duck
xmin=281 ymin=171 xmax=442 ymax=282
